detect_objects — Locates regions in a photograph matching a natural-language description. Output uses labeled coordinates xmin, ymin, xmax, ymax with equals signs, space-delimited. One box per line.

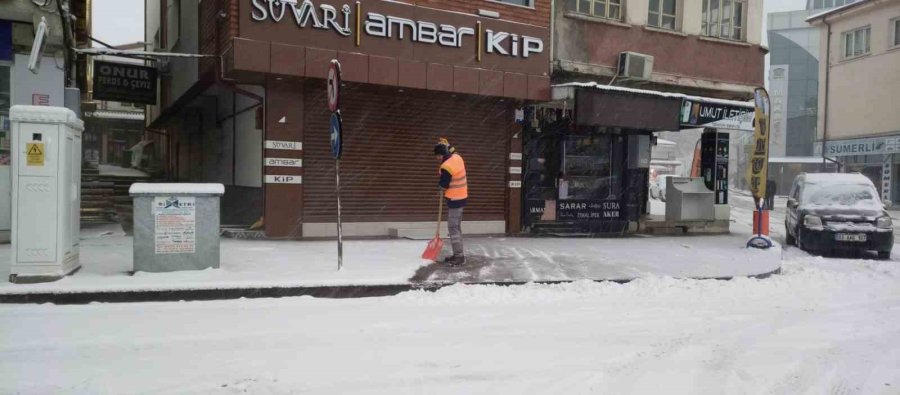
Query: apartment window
xmin=892 ymin=18 xmax=900 ymax=48
xmin=492 ymin=0 xmax=533 ymax=6
xmin=702 ymin=0 xmax=746 ymax=41
xmin=572 ymin=0 xmax=622 ymax=20
xmin=842 ymin=26 xmax=871 ymax=58
xmin=648 ymin=0 xmax=677 ymax=29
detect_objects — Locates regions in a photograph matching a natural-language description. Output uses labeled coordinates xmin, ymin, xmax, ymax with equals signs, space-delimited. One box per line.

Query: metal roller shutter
xmin=303 ymin=81 xmax=512 ymax=223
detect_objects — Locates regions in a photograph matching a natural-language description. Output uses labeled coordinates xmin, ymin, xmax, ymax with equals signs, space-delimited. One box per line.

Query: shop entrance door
xmin=522 ymin=116 xmax=564 ymax=229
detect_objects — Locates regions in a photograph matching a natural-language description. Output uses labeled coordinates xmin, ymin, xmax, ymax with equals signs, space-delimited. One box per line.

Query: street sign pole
xmin=335 ymin=158 xmax=342 ymax=270
xmin=328 ymin=60 xmax=343 ymax=270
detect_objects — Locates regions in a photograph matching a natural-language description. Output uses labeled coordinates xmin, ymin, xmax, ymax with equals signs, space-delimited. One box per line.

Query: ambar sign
xmin=93 ymin=60 xmax=158 ymax=105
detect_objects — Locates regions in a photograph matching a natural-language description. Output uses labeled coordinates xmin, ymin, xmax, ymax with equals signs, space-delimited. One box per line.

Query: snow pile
xmin=129 ymin=183 xmax=225 ymax=195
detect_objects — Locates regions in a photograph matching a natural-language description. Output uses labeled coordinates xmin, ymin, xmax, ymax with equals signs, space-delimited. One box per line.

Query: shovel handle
xmin=436 ymin=189 xmax=443 ymax=238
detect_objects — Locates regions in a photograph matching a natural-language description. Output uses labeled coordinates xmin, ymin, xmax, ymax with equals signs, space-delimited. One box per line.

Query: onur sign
xmin=249 ymin=0 xmax=544 ymax=59
xmin=93 ymin=60 xmax=158 ymax=105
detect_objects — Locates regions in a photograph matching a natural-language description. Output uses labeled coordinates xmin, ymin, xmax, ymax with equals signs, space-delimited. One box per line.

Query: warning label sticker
xmin=153 ymin=196 xmax=196 ymax=254
xmin=26 ymin=143 xmax=44 ymax=166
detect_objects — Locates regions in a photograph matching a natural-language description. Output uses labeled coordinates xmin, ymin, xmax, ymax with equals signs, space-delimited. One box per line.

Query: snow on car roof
xmin=802 ymin=173 xmax=873 ymax=185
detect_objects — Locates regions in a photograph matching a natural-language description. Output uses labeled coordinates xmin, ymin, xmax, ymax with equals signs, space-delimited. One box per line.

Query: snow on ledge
xmin=129 ymin=183 xmax=225 ymax=195
xmin=554 ymin=82 xmax=755 ymax=108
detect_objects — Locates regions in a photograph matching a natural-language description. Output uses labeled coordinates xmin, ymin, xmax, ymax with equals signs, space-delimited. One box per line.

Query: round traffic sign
xmin=330 ymin=111 xmax=343 ymax=160
xmin=327 ymin=60 xmax=342 ymax=112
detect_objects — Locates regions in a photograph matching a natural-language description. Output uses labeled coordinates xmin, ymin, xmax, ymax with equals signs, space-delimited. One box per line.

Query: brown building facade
xmin=145 ymin=0 xmax=551 ymax=238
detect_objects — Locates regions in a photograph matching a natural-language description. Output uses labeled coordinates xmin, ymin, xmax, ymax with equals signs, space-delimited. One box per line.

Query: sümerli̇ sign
xmin=93 ymin=60 xmax=158 ymax=105
xmin=249 ymin=0 xmax=544 ymax=59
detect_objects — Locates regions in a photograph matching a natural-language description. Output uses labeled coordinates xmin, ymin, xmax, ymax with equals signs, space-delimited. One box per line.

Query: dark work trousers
xmin=448 ymin=207 xmax=464 ymax=257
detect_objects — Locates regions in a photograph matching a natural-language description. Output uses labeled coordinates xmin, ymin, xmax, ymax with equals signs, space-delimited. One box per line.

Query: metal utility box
xmin=665 ymin=177 xmax=715 ymax=221
xmin=129 ymin=183 xmax=224 ymax=273
xmin=9 ymin=106 xmax=83 ymax=283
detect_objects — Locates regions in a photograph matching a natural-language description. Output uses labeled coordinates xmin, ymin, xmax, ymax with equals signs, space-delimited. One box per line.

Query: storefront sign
xmin=824 ymin=136 xmax=900 ymax=157
xmin=769 ymin=65 xmax=789 ymax=157
xmin=266 ymin=175 xmax=302 ymax=184
xmin=265 ymin=157 xmax=302 ymax=167
xmin=248 ymin=0 xmax=545 ymax=61
xmin=93 ymin=60 xmax=158 ymax=105
xmin=680 ymin=99 xmax=754 ymax=131
xmin=746 ymin=88 xmax=771 ymax=202
xmin=153 ymin=196 xmax=196 ymax=254
xmin=265 ymin=140 xmax=303 ymax=150
xmin=557 ymin=200 xmax=621 ymax=221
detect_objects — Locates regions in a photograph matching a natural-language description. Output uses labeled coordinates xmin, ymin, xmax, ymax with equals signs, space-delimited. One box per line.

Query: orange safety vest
xmin=440 ymin=153 xmax=468 ymax=200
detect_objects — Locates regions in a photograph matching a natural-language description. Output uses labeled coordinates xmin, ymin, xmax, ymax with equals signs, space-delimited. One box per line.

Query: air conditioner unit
xmin=618 ymin=51 xmax=654 ymax=80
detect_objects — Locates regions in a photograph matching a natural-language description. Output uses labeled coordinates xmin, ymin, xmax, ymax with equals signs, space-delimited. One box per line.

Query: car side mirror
xmin=787 ymin=198 xmax=798 ymax=209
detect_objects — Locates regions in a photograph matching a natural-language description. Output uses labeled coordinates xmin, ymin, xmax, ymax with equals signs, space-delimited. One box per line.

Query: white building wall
xmin=11 ymin=54 xmax=64 ymax=107
xmin=816 ymin=0 xmax=900 ymax=141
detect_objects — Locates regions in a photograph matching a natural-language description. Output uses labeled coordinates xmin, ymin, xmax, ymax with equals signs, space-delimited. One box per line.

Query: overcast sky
xmin=91 ymin=0 xmax=145 ymax=47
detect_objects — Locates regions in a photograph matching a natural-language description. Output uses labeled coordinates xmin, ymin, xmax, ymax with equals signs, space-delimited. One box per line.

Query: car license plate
xmin=835 ymin=233 xmax=867 ymax=242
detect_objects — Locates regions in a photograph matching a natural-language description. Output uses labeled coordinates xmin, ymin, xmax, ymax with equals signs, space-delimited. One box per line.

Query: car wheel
xmin=878 ymin=251 xmax=891 ymax=260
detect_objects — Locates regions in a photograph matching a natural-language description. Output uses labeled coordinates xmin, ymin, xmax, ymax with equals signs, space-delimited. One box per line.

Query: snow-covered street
xmin=2 ymin=243 xmax=899 ymax=394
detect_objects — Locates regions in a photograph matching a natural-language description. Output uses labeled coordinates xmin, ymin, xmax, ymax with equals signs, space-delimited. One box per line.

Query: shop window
xmin=702 ymin=0 xmax=746 ymax=41
xmin=491 ymin=0 xmax=534 ymax=7
xmin=842 ymin=26 xmax=871 ymax=59
xmin=560 ymin=135 xmax=619 ymax=200
xmin=570 ymin=0 xmax=622 ymax=21
xmin=892 ymin=18 xmax=900 ymax=48
xmin=648 ymin=0 xmax=677 ymax=30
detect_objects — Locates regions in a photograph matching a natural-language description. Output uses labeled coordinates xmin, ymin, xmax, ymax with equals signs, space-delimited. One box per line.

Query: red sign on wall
xmin=32 ymin=94 xmax=50 ymax=106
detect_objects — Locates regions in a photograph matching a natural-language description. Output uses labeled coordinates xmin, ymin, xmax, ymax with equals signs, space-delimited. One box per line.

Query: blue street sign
xmin=330 ymin=111 xmax=343 ymax=160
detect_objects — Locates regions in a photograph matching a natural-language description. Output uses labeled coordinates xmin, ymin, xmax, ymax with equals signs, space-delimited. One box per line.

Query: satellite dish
xmin=28 ymin=17 xmax=49 ymax=74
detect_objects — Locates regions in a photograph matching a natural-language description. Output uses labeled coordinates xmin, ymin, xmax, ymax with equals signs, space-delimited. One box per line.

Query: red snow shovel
xmin=421 ymin=191 xmax=444 ymax=262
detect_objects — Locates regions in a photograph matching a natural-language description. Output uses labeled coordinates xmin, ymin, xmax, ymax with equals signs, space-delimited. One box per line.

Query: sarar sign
xmin=93 ymin=60 xmax=158 ymax=105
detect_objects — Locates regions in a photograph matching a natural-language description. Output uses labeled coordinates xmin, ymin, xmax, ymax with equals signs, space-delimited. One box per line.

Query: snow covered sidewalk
xmin=0 ymin=224 xmax=781 ymax=302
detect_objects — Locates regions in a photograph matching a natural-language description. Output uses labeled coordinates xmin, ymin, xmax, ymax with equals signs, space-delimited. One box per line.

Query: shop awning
xmin=552 ymin=82 xmax=756 ymax=132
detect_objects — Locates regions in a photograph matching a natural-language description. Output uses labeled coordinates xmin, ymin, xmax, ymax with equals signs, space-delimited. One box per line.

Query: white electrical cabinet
xmin=9 ymin=106 xmax=83 ymax=283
